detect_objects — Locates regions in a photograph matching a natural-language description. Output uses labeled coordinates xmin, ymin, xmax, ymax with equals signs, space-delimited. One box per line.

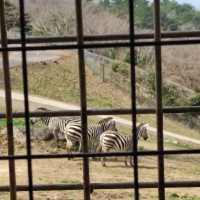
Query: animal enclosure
xmin=0 ymin=0 xmax=200 ymax=200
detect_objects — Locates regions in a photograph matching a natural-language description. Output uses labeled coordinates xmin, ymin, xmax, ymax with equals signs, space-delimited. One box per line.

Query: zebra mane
xmin=35 ymin=107 xmax=51 ymax=112
xmin=98 ymin=117 xmax=113 ymax=125
xmin=137 ymin=122 xmax=149 ymax=130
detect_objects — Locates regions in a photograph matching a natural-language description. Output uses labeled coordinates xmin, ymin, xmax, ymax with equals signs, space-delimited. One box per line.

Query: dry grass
xmin=0 ymin=138 xmax=200 ymax=200
xmin=163 ymin=45 xmax=200 ymax=92
xmin=0 ymin=51 xmax=130 ymax=109
xmin=0 ymin=50 xmax=200 ymax=199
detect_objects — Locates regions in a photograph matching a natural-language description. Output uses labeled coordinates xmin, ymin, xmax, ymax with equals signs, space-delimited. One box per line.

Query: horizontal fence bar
xmin=0 ymin=106 xmax=200 ymax=118
xmin=0 ymin=181 xmax=200 ymax=192
xmin=2 ymin=31 xmax=200 ymax=45
xmin=1 ymin=38 xmax=200 ymax=52
xmin=0 ymin=150 xmax=199 ymax=161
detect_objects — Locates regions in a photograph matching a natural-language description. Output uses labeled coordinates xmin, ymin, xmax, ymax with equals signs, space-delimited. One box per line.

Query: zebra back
xmin=88 ymin=117 xmax=117 ymax=151
xmin=31 ymin=107 xmax=80 ymax=140
xmin=100 ymin=130 xmax=131 ymax=152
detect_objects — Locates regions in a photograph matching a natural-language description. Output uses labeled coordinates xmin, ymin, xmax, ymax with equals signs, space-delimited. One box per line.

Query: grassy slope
xmin=0 ymin=51 xmax=200 ymax=199
xmin=0 ymin=51 xmax=200 ymax=142
xmin=3 ymin=51 xmax=130 ymax=109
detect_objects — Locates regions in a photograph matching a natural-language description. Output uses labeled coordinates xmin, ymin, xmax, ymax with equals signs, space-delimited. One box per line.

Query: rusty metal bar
xmin=128 ymin=0 xmax=139 ymax=199
xmin=0 ymin=181 xmax=200 ymax=192
xmin=18 ymin=0 xmax=34 ymax=199
xmin=1 ymin=106 xmax=200 ymax=119
xmin=2 ymin=30 xmax=200 ymax=45
xmin=0 ymin=149 xmax=200 ymax=160
xmin=75 ymin=0 xmax=91 ymax=199
xmin=0 ymin=1 xmax=17 ymax=199
xmin=2 ymin=39 xmax=200 ymax=51
xmin=154 ymin=0 xmax=165 ymax=199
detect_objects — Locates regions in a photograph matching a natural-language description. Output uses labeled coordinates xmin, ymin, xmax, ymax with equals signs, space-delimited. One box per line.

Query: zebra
xmin=30 ymin=107 xmax=80 ymax=149
xmin=98 ymin=123 xmax=149 ymax=167
xmin=64 ymin=117 xmax=117 ymax=153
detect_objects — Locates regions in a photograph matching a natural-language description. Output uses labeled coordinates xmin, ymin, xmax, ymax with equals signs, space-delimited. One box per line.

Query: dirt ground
xmin=0 ymin=136 xmax=200 ymax=200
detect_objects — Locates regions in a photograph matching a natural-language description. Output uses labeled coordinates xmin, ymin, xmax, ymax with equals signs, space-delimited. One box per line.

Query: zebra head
xmin=137 ymin=123 xmax=149 ymax=140
xmin=30 ymin=107 xmax=50 ymax=125
xmin=98 ymin=117 xmax=117 ymax=132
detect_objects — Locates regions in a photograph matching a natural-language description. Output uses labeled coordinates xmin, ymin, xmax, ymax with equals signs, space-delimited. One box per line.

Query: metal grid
xmin=0 ymin=0 xmax=200 ymax=200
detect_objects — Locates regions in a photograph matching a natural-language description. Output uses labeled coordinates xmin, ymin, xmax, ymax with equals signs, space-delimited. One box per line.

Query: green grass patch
xmin=0 ymin=118 xmax=25 ymax=129
xmin=169 ymin=193 xmax=200 ymax=200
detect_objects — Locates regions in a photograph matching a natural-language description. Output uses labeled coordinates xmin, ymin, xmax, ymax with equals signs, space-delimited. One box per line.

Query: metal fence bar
xmin=75 ymin=0 xmax=91 ymax=199
xmin=18 ymin=0 xmax=34 ymax=199
xmin=1 ymin=106 xmax=200 ymax=119
xmin=154 ymin=1 xmax=165 ymax=199
xmin=0 ymin=1 xmax=17 ymax=200
xmin=2 ymin=31 xmax=200 ymax=45
xmin=128 ymin=0 xmax=139 ymax=199
xmin=0 ymin=181 xmax=200 ymax=192
xmin=0 ymin=149 xmax=200 ymax=161
xmin=2 ymin=39 xmax=200 ymax=51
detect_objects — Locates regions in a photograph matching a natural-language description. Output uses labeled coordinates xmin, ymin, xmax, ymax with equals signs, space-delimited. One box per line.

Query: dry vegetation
xmin=0 ymin=132 xmax=200 ymax=200
xmin=0 ymin=51 xmax=131 ymax=109
xmin=162 ymin=45 xmax=200 ymax=92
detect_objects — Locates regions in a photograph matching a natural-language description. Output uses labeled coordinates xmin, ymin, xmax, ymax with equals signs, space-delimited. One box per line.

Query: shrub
xmin=112 ymin=63 xmax=129 ymax=77
xmin=163 ymin=84 xmax=180 ymax=106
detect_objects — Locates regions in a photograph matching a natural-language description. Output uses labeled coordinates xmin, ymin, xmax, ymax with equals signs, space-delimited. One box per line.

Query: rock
xmin=0 ymin=127 xmax=26 ymax=144
xmin=23 ymin=127 xmax=54 ymax=141
xmin=0 ymin=127 xmax=54 ymax=142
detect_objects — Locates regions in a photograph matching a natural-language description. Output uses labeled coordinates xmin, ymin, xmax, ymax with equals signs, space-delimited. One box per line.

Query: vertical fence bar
xmin=75 ymin=0 xmax=91 ymax=199
xmin=18 ymin=0 xmax=34 ymax=199
xmin=128 ymin=0 xmax=139 ymax=199
xmin=0 ymin=1 xmax=17 ymax=199
xmin=154 ymin=0 xmax=165 ymax=199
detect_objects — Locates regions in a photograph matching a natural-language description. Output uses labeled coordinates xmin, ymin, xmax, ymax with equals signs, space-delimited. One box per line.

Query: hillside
xmin=0 ymin=51 xmax=131 ymax=109
xmin=1 ymin=50 xmax=200 ymax=143
xmin=0 ymin=50 xmax=200 ymax=200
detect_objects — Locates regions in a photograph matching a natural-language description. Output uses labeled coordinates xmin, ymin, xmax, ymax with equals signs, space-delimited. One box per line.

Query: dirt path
xmin=0 ymin=50 xmax=66 ymax=68
xmin=0 ymin=89 xmax=200 ymax=145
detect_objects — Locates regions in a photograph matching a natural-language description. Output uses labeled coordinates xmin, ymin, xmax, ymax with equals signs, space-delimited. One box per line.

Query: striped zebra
xmin=99 ymin=123 xmax=149 ymax=167
xmin=30 ymin=107 xmax=80 ymax=149
xmin=64 ymin=117 xmax=117 ymax=153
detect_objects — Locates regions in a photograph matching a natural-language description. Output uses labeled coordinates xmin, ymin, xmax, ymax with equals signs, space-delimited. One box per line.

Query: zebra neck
xmin=41 ymin=117 xmax=50 ymax=126
xmin=136 ymin=128 xmax=141 ymax=140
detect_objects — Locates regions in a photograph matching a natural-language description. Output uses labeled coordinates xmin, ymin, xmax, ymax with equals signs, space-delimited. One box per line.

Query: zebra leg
xmin=102 ymin=156 xmax=106 ymax=167
xmin=101 ymin=148 xmax=108 ymax=167
xmin=78 ymin=140 xmax=82 ymax=152
xmin=66 ymin=139 xmax=73 ymax=160
xmin=124 ymin=156 xmax=129 ymax=167
xmin=130 ymin=156 xmax=134 ymax=167
xmin=52 ymin=130 xmax=59 ymax=152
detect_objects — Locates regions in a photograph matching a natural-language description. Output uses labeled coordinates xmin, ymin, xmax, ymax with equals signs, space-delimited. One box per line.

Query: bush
xmin=190 ymin=94 xmax=200 ymax=106
xmin=163 ymin=84 xmax=180 ymax=106
xmin=112 ymin=63 xmax=129 ymax=77
xmin=5 ymin=0 xmax=32 ymax=33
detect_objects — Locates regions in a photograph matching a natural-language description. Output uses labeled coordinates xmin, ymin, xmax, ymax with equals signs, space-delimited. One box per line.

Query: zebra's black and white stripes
xmin=99 ymin=123 xmax=149 ymax=166
xmin=30 ymin=107 xmax=80 ymax=148
xmin=64 ymin=117 xmax=117 ymax=153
